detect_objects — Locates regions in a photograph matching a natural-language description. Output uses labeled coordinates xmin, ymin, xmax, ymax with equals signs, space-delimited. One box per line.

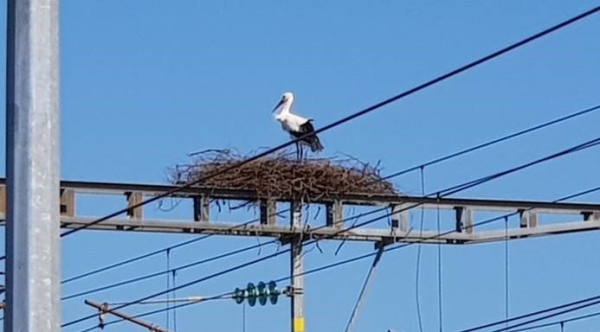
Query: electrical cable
xmin=66 ymin=136 xmax=600 ymax=328
xmin=415 ymin=167 xmax=426 ymax=332
xmin=172 ymin=269 xmax=178 ymax=332
xmin=507 ymin=310 xmax=600 ymax=332
xmin=61 ymin=214 xmax=280 ymax=284
xmin=60 ymin=101 xmax=600 ymax=305
xmin=489 ymin=298 xmax=600 ymax=332
xmin=374 ymin=104 xmax=600 ymax=185
xmin=59 ymin=5 xmax=600 ymax=239
xmin=77 ymin=185 xmax=600 ymax=331
xmin=437 ymin=199 xmax=443 ymax=332
xmin=459 ymin=293 xmax=600 ymax=331
xmin=504 ymin=216 xmax=510 ymax=329
xmin=62 ymin=101 xmax=600 ymax=293
xmin=62 ymin=207 xmax=387 ymax=301
xmin=61 ymin=239 xmax=278 ymax=301
xmin=166 ymin=249 xmax=171 ymax=331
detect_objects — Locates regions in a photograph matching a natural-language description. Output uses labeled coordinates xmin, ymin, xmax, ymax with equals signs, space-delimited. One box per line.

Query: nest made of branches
xmin=168 ymin=148 xmax=398 ymax=202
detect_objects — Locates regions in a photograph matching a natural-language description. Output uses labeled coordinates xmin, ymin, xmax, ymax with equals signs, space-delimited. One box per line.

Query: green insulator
xmin=233 ymin=287 xmax=245 ymax=304
xmin=257 ymin=281 xmax=267 ymax=306
xmin=268 ymin=280 xmax=279 ymax=305
xmin=247 ymin=282 xmax=257 ymax=307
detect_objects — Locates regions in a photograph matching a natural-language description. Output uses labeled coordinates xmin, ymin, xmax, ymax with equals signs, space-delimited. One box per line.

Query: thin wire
xmin=488 ymin=298 xmax=600 ymax=332
xmin=57 ymin=102 xmax=600 ymax=285
xmin=504 ymin=216 xmax=509 ymax=329
xmin=375 ymin=104 xmax=600 ymax=185
xmin=506 ymin=310 xmax=600 ymax=332
xmin=65 ymin=137 xmax=600 ymax=328
xmin=64 ymin=249 xmax=290 ymax=328
xmin=437 ymin=196 xmax=443 ymax=332
xmin=415 ymin=167 xmax=426 ymax=332
xmin=61 ymin=239 xmax=277 ymax=301
xmin=459 ymin=291 xmax=600 ymax=331
xmin=242 ymin=302 xmax=246 ymax=332
xmin=55 ymin=101 xmax=600 ymax=289
xmin=439 ymin=138 xmax=600 ymax=197
xmin=30 ymin=103 xmax=600 ymax=325
xmin=75 ymin=184 xmax=600 ymax=331
xmin=172 ymin=270 xmax=178 ymax=332
xmin=61 ymin=217 xmax=264 ymax=284
xmin=59 ymin=5 xmax=600 ymax=239
xmin=166 ymin=249 xmax=171 ymax=331
xmin=63 ymin=207 xmax=385 ymax=302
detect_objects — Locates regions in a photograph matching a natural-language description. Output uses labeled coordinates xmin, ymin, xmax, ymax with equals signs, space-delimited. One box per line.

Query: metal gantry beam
xmin=0 ymin=179 xmax=599 ymax=245
xmin=4 ymin=0 xmax=61 ymax=331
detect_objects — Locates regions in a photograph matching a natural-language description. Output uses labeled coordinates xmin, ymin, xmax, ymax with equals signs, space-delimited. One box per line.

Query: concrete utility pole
xmin=290 ymin=202 xmax=304 ymax=332
xmin=5 ymin=0 xmax=61 ymax=331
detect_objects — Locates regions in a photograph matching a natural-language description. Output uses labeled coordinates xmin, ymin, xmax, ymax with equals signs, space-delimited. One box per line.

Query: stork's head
xmin=271 ymin=92 xmax=294 ymax=113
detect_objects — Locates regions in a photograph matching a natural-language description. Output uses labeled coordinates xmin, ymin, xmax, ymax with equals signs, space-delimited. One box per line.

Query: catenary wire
xmin=58 ymin=6 xmax=600 ymax=239
xmin=76 ymin=185 xmax=600 ymax=331
xmin=61 ymin=207 xmax=385 ymax=301
xmin=374 ymin=103 xmax=600 ymax=185
xmin=489 ymin=298 xmax=600 ymax=332
xmin=61 ymin=217 xmax=267 ymax=284
xmin=62 ymin=102 xmax=600 ymax=287
xmin=66 ymin=136 xmax=600 ymax=328
xmin=62 ymin=208 xmax=290 ymax=285
xmin=507 ymin=310 xmax=600 ymax=332
xmin=59 ymin=101 xmax=600 ymax=304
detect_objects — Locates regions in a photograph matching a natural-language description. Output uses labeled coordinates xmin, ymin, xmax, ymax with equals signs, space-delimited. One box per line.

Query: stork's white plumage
xmin=271 ymin=92 xmax=324 ymax=159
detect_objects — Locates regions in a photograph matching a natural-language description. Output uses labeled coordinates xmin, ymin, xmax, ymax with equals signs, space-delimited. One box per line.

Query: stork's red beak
xmin=271 ymin=98 xmax=284 ymax=113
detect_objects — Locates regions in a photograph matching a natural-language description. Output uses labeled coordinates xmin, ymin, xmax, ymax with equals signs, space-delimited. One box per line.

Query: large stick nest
xmin=168 ymin=149 xmax=398 ymax=202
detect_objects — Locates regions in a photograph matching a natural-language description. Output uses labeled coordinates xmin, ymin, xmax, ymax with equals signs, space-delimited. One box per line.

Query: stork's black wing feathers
xmin=290 ymin=119 xmax=324 ymax=152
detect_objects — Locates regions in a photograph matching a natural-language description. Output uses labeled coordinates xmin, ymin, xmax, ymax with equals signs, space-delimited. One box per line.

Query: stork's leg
xmin=295 ymin=142 xmax=300 ymax=161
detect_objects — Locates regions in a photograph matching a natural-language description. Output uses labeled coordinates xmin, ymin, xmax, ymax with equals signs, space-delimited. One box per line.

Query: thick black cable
xmin=62 ymin=100 xmax=600 ymax=294
xmin=64 ymin=135 xmax=600 ymax=328
xmin=59 ymin=5 xmax=600 ymax=238
xmin=56 ymin=102 xmax=600 ymax=285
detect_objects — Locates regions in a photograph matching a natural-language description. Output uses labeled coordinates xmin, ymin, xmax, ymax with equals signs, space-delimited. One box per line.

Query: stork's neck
xmin=279 ymin=100 xmax=293 ymax=115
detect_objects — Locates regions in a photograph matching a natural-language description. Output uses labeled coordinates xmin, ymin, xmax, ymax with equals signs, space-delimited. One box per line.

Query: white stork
xmin=271 ymin=92 xmax=324 ymax=160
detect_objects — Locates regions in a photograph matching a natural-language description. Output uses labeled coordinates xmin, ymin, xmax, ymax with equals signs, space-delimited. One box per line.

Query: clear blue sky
xmin=1 ymin=1 xmax=600 ymax=331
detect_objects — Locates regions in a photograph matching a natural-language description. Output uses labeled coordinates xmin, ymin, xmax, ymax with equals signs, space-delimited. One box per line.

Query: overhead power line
xmin=62 ymin=101 xmax=600 ymax=291
xmin=62 ymin=210 xmax=288 ymax=285
xmin=59 ymin=5 xmax=600 ymax=238
xmin=376 ymin=103 xmax=600 ymax=183
xmin=65 ymin=135 xmax=600 ymax=329
xmin=507 ymin=310 xmax=600 ymax=332
xmin=488 ymin=298 xmax=600 ymax=332
xmin=75 ymin=184 xmax=600 ymax=331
